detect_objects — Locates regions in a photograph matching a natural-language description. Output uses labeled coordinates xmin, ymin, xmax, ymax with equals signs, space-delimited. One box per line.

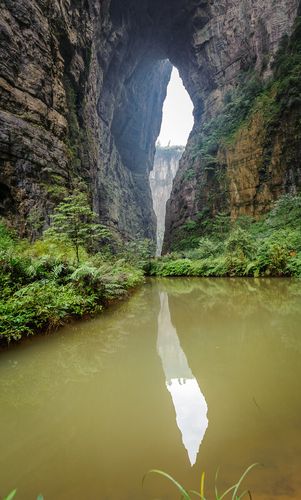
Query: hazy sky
xmin=157 ymin=67 xmax=194 ymax=146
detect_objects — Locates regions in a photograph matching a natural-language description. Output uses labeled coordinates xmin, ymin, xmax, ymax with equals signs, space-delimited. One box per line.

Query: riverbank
xmin=149 ymin=194 xmax=301 ymax=278
xmin=1 ymin=194 xmax=301 ymax=343
xmin=0 ymin=223 xmax=144 ymax=344
xmin=148 ymin=251 xmax=301 ymax=278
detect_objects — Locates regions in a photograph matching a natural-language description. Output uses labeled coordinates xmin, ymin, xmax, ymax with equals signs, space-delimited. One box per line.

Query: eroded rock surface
xmin=0 ymin=0 xmax=172 ymax=239
xmin=0 ymin=0 xmax=300 ymax=245
xmin=164 ymin=0 xmax=301 ymax=251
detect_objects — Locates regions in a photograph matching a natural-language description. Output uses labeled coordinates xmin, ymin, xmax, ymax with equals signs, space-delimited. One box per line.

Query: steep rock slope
xmin=150 ymin=146 xmax=184 ymax=255
xmin=0 ymin=0 xmax=93 ymax=235
xmin=0 ymin=0 xmax=171 ymax=239
xmin=164 ymin=0 xmax=301 ymax=251
xmin=0 ymin=0 xmax=300 ymax=245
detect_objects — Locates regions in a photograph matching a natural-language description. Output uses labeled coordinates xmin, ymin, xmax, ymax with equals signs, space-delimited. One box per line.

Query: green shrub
xmin=225 ymin=228 xmax=256 ymax=259
xmin=198 ymin=237 xmax=223 ymax=258
xmin=152 ymin=194 xmax=301 ymax=278
xmin=267 ymin=194 xmax=301 ymax=230
xmin=0 ymin=222 xmax=16 ymax=250
xmin=158 ymin=259 xmax=193 ymax=276
xmin=0 ymin=223 xmax=144 ymax=343
xmin=190 ymin=257 xmax=228 ymax=277
xmin=0 ymin=281 xmax=90 ymax=341
xmin=286 ymin=255 xmax=301 ymax=277
xmin=117 ymin=238 xmax=155 ymax=269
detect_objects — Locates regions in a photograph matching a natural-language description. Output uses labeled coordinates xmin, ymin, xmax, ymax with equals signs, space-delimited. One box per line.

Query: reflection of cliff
xmin=157 ymin=292 xmax=193 ymax=382
xmin=157 ymin=291 xmax=208 ymax=466
xmin=150 ymin=146 xmax=184 ymax=255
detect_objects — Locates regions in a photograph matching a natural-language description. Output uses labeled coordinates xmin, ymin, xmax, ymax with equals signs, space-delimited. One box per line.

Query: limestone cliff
xmin=150 ymin=146 xmax=184 ymax=255
xmin=0 ymin=0 xmax=300 ymax=246
xmin=0 ymin=0 xmax=93 ymax=235
xmin=0 ymin=0 xmax=171 ymax=239
xmin=164 ymin=1 xmax=301 ymax=251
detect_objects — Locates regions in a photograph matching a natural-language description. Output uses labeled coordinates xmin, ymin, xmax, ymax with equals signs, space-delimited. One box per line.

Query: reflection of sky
xmin=157 ymin=292 xmax=208 ymax=466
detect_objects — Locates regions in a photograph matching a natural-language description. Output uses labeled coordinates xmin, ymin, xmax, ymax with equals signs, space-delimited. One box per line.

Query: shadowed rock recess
xmin=0 ymin=0 xmax=300 ymax=244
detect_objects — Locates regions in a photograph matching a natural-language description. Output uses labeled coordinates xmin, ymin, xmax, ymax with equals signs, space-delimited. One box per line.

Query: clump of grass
xmin=143 ymin=463 xmax=259 ymax=499
xmin=2 ymin=464 xmax=260 ymax=499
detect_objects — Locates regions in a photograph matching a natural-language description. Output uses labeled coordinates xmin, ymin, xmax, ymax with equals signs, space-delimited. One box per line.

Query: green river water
xmin=0 ymin=278 xmax=301 ymax=499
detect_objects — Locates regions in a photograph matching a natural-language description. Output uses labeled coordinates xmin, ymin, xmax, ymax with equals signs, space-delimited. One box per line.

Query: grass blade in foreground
xmin=143 ymin=463 xmax=259 ymax=499
xmin=201 ymin=471 xmax=205 ymax=498
xmin=1 ymin=493 xmax=43 ymax=500
xmin=143 ymin=469 xmax=191 ymax=499
xmin=2 ymin=491 xmax=17 ymax=500
xmin=231 ymin=463 xmax=260 ymax=499
xmin=189 ymin=489 xmax=205 ymax=499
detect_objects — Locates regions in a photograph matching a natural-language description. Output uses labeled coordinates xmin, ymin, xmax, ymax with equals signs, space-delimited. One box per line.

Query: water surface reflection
xmin=1 ymin=278 xmax=301 ymax=499
xmin=157 ymin=291 xmax=208 ymax=466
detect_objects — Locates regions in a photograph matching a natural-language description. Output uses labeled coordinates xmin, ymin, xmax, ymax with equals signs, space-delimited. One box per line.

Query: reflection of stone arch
xmin=157 ymin=292 xmax=194 ymax=381
xmin=0 ymin=183 xmax=14 ymax=216
xmin=157 ymin=291 xmax=208 ymax=466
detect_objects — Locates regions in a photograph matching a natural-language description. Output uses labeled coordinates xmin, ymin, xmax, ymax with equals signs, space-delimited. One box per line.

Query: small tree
xmin=225 ymin=227 xmax=255 ymax=259
xmin=46 ymin=191 xmax=111 ymax=263
xmin=212 ymin=212 xmax=231 ymax=239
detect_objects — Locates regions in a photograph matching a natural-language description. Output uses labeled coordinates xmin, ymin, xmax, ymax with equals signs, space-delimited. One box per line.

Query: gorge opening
xmin=150 ymin=67 xmax=194 ymax=255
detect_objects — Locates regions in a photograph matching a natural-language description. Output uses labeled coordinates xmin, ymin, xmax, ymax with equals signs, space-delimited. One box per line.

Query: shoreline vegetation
xmin=1 ymin=18 xmax=300 ymax=346
xmin=148 ymin=194 xmax=301 ymax=279
xmin=0 ymin=191 xmax=148 ymax=344
xmin=0 ymin=193 xmax=300 ymax=344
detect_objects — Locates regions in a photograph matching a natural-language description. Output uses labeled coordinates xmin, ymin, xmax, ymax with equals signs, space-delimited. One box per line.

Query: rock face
xmin=0 ymin=0 xmax=172 ymax=239
xmin=150 ymin=146 xmax=184 ymax=255
xmin=0 ymin=0 xmax=92 ymax=235
xmin=0 ymin=0 xmax=300 ymax=245
xmin=164 ymin=0 xmax=301 ymax=251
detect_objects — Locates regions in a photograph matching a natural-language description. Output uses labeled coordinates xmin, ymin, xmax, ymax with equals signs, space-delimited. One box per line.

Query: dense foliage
xmin=1 ymin=191 xmax=300 ymax=343
xmin=148 ymin=194 xmax=301 ymax=278
xmin=0 ymin=194 xmax=146 ymax=344
xmin=45 ymin=190 xmax=111 ymax=263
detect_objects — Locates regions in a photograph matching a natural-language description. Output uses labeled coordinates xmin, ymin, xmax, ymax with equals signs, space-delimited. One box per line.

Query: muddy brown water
xmin=0 ymin=278 xmax=301 ymax=499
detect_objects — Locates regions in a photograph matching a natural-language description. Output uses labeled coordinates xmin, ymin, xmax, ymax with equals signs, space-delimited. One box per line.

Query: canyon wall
xmin=164 ymin=0 xmax=301 ymax=251
xmin=0 ymin=0 xmax=171 ymax=239
xmin=0 ymin=0 xmax=300 ymax=246
xmin=150 ymin=146 xmax=184 ymax=255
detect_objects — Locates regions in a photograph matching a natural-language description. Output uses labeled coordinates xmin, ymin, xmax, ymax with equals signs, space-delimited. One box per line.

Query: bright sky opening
xmin=157 ymin=66 xmax=194 ymax=147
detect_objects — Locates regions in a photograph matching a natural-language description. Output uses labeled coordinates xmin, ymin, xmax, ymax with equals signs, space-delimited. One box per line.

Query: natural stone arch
xmin=0 ymin=0 xmax=299 ymax=242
